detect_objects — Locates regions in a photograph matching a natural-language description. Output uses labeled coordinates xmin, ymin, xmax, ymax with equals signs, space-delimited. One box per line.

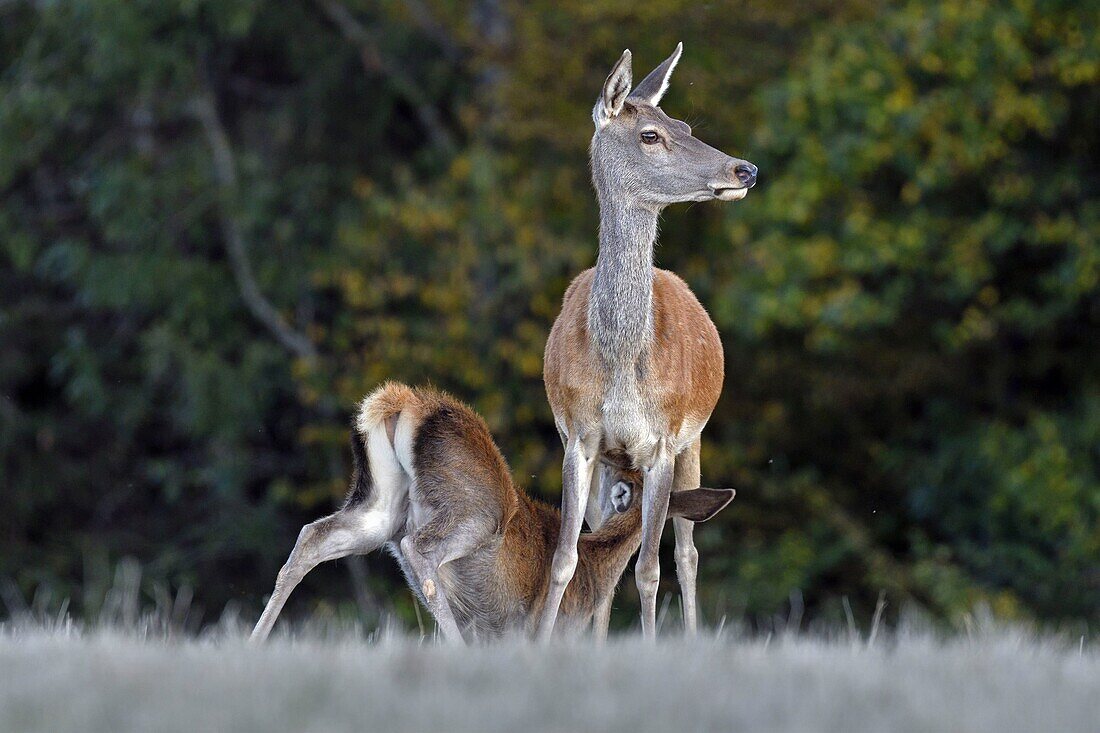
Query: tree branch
xmin=190 ymin=91 xmax=319 ymax=362
xmin=314 ymin=0 xmax=457 ymax=155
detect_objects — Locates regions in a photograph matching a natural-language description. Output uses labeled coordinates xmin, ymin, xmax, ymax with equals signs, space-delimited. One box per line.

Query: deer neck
xmin=566 ymin=505 xmax=644 ymax=613
xmin=588 ymin=193 xmax=659 ymax=368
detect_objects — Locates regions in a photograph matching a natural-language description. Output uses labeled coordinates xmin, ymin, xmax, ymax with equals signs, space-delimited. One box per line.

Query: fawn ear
xmin=630 ymin=42 xmax=682 ymax=107
xmin=594 ymin=49 xmax=632 ymax=128
xmin=667 ymin=488 xmax=735 ymax=522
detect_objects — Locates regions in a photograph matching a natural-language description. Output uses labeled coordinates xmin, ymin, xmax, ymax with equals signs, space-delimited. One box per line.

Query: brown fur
xmin=405 ymin=387 xmax=645 ymax=631
xmin=544 ymin=266 xmax=724 ymax=443
xmin=516 ymin=471 xmax=647 ymax=626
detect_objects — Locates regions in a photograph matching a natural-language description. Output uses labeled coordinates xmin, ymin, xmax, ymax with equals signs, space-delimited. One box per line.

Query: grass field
xmin=1 ymin=621 xmax=1097 ymax=733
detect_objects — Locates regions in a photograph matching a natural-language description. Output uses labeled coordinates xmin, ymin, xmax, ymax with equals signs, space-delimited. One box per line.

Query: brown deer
xmin=538 ymin=43 xmax=757 ymax=641
xmin=250 ymin=382 xmax=734 ymax=642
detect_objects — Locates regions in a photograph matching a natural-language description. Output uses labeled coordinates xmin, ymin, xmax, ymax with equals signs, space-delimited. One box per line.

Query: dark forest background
xmin=2 ymin=0 xmax=1097 ymax=632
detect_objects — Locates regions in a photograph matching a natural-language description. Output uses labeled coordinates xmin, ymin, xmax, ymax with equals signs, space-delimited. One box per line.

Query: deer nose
xmin=734 ymin=162 xmax=757 ymax=187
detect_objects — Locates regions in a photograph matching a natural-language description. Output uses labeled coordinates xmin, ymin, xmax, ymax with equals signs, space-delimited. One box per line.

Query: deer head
xmin=598 ymin=467 xmax=736 ymax=524
xmin=591 ymin=43 xmax=757 ymax=207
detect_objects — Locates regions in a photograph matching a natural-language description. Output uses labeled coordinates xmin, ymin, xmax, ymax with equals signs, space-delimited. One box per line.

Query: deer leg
xmin=584 ymin=462 xmax=614 ymax=530
xmin=672 ymin=437 xmax=702 ymax=635
xmin=591 ymin=595 xmax=613 ymax=643
xmin=251 ymin=508 xmax=393 ymax=642
xmin=537 ymin=433 xmax=599 ymax=642
xmin=398 ymin=527 xmax=478 ymax=644
xmin=636 ymin=448 xmax=675 ymax=639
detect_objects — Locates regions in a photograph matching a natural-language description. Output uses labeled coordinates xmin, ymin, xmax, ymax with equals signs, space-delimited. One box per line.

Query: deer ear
xmin=594 ymin=49 xmax=632 ymax=129
xmin=667 ymin=488 xmax=735 ymax=523
xmin=630 ymin=42 xmax=682 ymax=107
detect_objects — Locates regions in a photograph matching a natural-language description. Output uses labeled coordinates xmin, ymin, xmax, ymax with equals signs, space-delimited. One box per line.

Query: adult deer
xmin=250 ymin=383 xmax=734 ymax=642
xmin=539 ymin=43 xmax=757 ymax=641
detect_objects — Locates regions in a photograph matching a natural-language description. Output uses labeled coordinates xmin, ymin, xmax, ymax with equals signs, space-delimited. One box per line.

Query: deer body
xmin=250 ymin=382 xmax=732 ymax=642
xmin=546 ymin=267 xmax=723 ymax=462
xmin=538 ymin=44 xmax=756 ymax=640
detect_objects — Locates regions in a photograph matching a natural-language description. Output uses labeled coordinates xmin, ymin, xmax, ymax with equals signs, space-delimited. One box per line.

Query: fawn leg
xmin=592 ymin=596 xmax=613 ymax=643
xmin=399 ymin=525 xmax=483 ymax=644
xmin=251 ymin=508 xmax=392 ymax=641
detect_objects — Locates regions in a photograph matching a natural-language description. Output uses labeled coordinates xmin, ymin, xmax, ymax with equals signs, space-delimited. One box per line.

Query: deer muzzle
xmin=708 ymin=159 xmax=757 ymax=200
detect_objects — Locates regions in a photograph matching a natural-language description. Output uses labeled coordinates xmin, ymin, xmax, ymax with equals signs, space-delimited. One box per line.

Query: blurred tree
xmin=703 ymin=0 xmax=1099 ymax=625
xmin=0 ymin=0 xmax=462 ymax=619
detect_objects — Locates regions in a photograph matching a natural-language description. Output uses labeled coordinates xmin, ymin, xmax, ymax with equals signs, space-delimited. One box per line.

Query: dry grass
xmin=1 ymin=620 xmax=1096 ymax=733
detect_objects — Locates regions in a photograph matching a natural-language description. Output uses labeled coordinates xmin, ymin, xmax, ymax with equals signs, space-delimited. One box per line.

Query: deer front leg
xmin=537 ymin=433 xmax=599 ymax=643
xmin=636 ymin=448 xmax=675 ymax=639
xmin=672 ymin=437 xmax=702 ymax=635
xmin=398 ymin=534 xmax=466 ymax=644
xmin=252 ymin=509 xmax=389 ymax=642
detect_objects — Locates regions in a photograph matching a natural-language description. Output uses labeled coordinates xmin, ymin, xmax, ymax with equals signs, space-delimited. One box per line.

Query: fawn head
xmin=597 ymin=464 xmax=736 ymax=524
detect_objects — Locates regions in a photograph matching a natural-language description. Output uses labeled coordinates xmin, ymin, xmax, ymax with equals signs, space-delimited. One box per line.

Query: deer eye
xmin=640 ymin=130 xmax=660 ymax=145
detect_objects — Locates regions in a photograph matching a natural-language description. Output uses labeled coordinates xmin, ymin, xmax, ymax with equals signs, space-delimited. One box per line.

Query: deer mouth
xmin=711 ymin=186 xmax=749 ymax=201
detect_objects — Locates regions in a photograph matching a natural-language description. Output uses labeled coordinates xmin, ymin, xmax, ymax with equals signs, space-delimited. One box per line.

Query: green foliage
xmin=704 ymin=0 xmax=1100 ymax=625
xmin=1 ymin=0 xmax=1096 ymax=629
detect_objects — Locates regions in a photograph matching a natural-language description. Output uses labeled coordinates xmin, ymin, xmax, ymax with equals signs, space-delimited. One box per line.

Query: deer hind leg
xmin=585 ymin=462 xmax=614 ymax=530
xmin=251 ymin=421 xmax=407 ymax=642
xmin=672 ymin=437 xmax=702 ymax=635
xmin=537 ymin=432 xmax=600 ymax=643
xmin=251 ymin=508 xmax=394 ymax=641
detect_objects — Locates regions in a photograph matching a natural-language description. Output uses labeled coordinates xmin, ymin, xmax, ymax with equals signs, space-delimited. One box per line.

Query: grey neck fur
xmin=588 ymin=187 xmax=660 ymax=368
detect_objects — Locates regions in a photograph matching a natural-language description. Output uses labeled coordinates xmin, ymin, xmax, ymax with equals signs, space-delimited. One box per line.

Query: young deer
xmin=539 ymin=44 xmax=757 ymax=641
xmin=250 ymin=382 xmax=734 ymax=642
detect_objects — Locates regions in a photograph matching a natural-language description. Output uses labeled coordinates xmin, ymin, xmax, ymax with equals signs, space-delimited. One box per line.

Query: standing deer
xmin=539 ymin=43 xmax=757 ymax=641
xmin=250 ymin=382 xmax=734 ymax=642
